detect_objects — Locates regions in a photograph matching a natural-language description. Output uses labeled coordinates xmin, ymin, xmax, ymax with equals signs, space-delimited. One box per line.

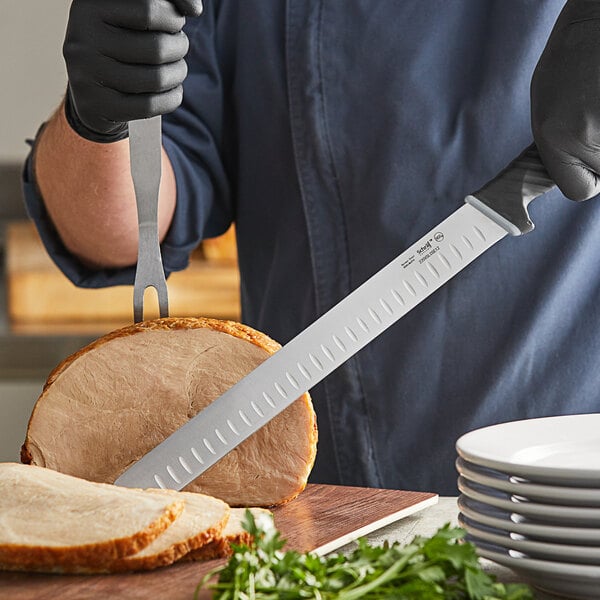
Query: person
xmin=23 ymin=0 xmax=600 ymax=495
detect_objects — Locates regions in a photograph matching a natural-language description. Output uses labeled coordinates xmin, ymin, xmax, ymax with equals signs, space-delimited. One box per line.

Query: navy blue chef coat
xmin=23 ymin=1 xmax=600 ymax=494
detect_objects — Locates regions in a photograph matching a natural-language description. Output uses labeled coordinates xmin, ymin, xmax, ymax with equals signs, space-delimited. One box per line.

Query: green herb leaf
xmin=196 ymin=511 xmax=534 ymax=600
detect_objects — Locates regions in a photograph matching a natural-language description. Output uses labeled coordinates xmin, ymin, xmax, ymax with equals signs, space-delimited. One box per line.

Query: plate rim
xmin=458 ymin=513 xmax=600 ymax=562
xmin=476 ymin=542 xmax=600 ymax=578
xmin=456 ymin=414 xmax=600 ymax=483
xmin=458 ymin=477 xmax=600 ymax=525
xmin=457 ymin=495 xmax=600 ymax=543
xmin=456 ymin=457 xmax=600 ymax=505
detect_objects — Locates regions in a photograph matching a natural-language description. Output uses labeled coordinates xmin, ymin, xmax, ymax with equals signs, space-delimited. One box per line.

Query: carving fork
xmin=128 ymin=116 xmax=169 ymax=322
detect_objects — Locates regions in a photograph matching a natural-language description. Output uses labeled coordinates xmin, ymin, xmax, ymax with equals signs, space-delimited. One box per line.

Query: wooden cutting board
xmin=0 ymin=484 xmax=437 ymax=600
xmin=6 ymin=221 xmax=241 ymax=334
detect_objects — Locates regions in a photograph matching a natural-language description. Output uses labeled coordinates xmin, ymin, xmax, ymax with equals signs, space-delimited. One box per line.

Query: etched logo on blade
xmin=434 ymin=232 xmax=444 ymax=242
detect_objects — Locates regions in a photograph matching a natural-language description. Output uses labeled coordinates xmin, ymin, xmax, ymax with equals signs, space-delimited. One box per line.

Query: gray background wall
xmin=0 ymin=1 xmax=73 ymax=461
xmin=1 ymin=1 xmax=70 ymax=163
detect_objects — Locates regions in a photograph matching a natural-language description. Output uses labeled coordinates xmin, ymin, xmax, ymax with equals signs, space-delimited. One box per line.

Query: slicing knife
xmin=129 ymin=116 xmax=169 ymax=323
xmin=115 ymin=143 xmax=555 ymax=490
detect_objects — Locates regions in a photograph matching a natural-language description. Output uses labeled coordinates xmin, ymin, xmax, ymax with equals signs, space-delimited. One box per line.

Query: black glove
xmin=531 ymin=0 xmax=600 ymax=201
xmin=63 ymin=0 xmax=203 ymax=143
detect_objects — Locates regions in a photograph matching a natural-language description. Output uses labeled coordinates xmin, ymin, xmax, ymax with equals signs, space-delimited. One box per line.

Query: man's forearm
xmin=33 ymin=101 xmax=177 ymax=269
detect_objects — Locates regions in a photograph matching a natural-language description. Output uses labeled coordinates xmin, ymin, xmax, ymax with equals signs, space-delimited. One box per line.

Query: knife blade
xmin=129 ymin=116 xmax=169 ymax=323
xmin=115 ymin=143 xmax=555 ymax=490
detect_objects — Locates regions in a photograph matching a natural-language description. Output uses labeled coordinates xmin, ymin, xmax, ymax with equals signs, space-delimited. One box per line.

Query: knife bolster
xmin=466 ymin=143 xmax=555 ymax=237
xmin=464 ymin=195 xmax=524 ymax=236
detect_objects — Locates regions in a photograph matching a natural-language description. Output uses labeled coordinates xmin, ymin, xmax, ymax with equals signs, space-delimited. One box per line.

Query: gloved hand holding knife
xmin=531 ymin=0 xmax=600 ymax=202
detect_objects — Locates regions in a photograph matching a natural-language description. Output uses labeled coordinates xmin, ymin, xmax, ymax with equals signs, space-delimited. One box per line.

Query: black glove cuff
xmin=64 ymin=86 xmax=129 ymax=144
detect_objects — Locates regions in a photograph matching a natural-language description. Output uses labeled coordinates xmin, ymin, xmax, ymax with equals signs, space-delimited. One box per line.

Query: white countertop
xmin=340 ymin=497 xmax=569 ymax=600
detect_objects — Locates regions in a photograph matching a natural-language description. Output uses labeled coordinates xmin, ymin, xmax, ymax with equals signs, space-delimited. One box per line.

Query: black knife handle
xmin=465 ymin=143 xmax=556 ymax=236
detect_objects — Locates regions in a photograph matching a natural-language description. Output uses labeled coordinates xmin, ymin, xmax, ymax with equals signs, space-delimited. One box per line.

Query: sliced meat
xmin=90 ymin=490 xmax=230 ymax=573
xmin=182 ymin=507 xmax=273 ymax=561
xmin=0 ymin=463 xmax=183 ymax=572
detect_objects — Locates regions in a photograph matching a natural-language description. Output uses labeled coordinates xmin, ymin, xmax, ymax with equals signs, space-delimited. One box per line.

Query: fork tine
xmin=133 ymin=224 xmax=169 ymax=322
xmin=133 ymin=282 xmax=145 ymax=324
xmin=133 ymin=282 xmax=169 ymax=323
xmin=156 ymin=281 xmax=169 ymax=318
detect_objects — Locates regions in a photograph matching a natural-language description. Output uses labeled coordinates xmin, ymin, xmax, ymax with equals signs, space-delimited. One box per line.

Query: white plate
xmin=475 ymin=541 xmax=600 ymax=600
xmin=458 ymin=495 xmax=600 ymax=545
xmin=456 ymin=414 xmax=600 ymax=486
xmin=456 ymin=457 xmax=600 ymax=507
xmin=458 ymin=513 xmax=600 ymax=565
xmin=458 ymin=477 xmax=600 ymax=526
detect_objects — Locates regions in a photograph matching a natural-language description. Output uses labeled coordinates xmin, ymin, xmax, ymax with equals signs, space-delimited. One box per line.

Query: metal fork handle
xmin=129 ymin=116 xmax=169 ymax=322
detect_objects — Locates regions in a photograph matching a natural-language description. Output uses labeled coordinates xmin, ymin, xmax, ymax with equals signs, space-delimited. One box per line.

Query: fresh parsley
xmin=196 ymin=510 xmax=534 ymax=599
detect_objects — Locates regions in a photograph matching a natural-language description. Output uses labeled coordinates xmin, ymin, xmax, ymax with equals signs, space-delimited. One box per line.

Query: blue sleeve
xmin=21 ymin=4 xmax=232 ymax=289
xmin=161 ymin=7 xmax=233 ymax=257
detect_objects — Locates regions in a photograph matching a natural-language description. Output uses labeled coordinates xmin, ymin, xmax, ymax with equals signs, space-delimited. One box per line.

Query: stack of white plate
xmin=455 ymin=414 xmax=600 ymax=600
